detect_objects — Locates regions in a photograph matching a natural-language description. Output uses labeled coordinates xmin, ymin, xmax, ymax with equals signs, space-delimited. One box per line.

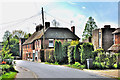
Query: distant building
xmin=21 ymin=22 xmax=80 ymax=61
xmin=108 ymin=28 xmax=120 ymax=53
xmin=19 ymin=38 xmax=27 ymax=59
xmin=92 ymin=25 xmax=116 ymax=52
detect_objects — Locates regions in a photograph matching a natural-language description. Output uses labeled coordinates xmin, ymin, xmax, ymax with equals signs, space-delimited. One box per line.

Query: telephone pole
xmin=42 ymin=7 xmax=45 ymax=49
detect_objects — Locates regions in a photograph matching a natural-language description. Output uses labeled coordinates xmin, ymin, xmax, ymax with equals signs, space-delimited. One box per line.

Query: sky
xmin=0 ymin=0 xmax=119 ymax=42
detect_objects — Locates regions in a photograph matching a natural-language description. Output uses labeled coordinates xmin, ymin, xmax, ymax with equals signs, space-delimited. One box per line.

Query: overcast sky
xmin=0 ymin=0 xmax=119 ymax=42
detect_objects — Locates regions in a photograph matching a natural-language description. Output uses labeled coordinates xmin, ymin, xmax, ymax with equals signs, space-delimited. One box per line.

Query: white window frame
xmin=99 ymin=32 xmax=101 ymax=48
xmin=49 ymin=39 xmax=54 ymax=47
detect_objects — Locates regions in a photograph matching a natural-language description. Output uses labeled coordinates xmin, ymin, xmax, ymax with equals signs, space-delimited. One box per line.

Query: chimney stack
xmin=36 ymin=24 xmax=43 ymax=32
xmin=71 ymin=26 xmax=75 ymax=34
xmin=45 ymin=22 xmax=50 ymax=29
xmin=104 ymin=25 xmax=111 ymax=28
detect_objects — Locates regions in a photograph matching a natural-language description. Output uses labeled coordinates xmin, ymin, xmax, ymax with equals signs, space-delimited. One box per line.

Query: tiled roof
xmin=23 ymin=27 xmax=80 ymax=45
xmin=112 ymin=28 xmax=120 ymax=34
xmin=108 ymin=44 xmax=120 ymax=52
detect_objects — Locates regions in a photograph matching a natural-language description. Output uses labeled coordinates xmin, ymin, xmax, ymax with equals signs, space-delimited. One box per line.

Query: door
xmin=33 ymin=53 xmax=35 ymax=61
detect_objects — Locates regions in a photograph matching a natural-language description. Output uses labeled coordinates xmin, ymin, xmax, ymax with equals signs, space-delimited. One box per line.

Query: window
xmin=113 ymin=34 xmax=115 ymax=44
xmin=99 ymin=32 xmax=101 ymax=48
xmin=67 ymin=39 xmax=72 ymax=41
xmin=49 ymin=39 xmax=54 ymax=47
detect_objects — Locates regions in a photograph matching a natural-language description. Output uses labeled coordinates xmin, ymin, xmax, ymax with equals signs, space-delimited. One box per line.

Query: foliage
xmin=0 ymin=71 xmax=17 ymax=80
xmin=48 ymin=49 xmax=55 ymax=63
xmin=67 ymin=46 xmax=75 ymax=64
xmin=80 ymin=42 xmax=94 ymax=64
xmin=62 ymin=41 xmax=70 ymax=63
xmin=54 ymin=40 xmax=59 ymax=62
xmin=54 ymin=40 xmax=63 ymax=63
xmin=2 ymin=31 xmax=12 ymax=41
xmin=74 ymin=43 xmax=80 ymax=62
xmin=82 ymin=17 xmax=98 ymax=41
xmin=67 ymin=62 xmax=86 ymax=69
xmin=71 ymin=40 xmax=79 ymax=46
xmin=12 ymin=30 xmax=26 ymax=39
xmin=52 ymin=19 xmax=60 ymax=27
xmin=58 ymin=41 xmax=63 ymax=63
xmin=24 ymin=33 xmax=32 ymax=38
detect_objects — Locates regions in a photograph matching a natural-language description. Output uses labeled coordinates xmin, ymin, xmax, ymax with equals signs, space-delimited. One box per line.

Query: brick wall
xmin=115 ymin=33 xmax=120 ymax=44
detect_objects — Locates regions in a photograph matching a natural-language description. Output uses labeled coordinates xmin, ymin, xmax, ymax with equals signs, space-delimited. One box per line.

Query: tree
xmin=3 ymin=31 xmax=12 ymax=41
xmin=82 ymin=17 xmax=98 ymax=41
xmin=12 ymin=30 xmax=26 ymax=39
xmin=52 ymin=19 xmax=60 ymax=27
xmin=24 ymin=33 xmax=32 ymax=38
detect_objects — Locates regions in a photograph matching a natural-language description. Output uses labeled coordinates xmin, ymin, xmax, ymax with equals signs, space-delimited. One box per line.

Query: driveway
xmin=15 ymin=60 xmax=114 ymax=79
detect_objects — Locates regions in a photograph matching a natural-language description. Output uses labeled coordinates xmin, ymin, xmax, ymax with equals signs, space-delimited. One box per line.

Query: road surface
xmin=15 ymin=60 xmax=114 ymax=79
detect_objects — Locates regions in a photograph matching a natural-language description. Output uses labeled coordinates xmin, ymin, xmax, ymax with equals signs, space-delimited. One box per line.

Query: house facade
xmin=21 ymin=22 xmax=80 ymax=62
xmin=19 ymin=38 xmax=27 ymax=59
xmin=92 ymin=25 xmax=116 ymax=52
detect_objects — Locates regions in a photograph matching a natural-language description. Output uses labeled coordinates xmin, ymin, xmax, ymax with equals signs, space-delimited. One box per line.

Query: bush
xmin=113 ymin=64 xmax=117 ymax=69
xmin=67 ymin=46 xmax=75 ymax=64
xmin=80 ymin=42 xmax=94 ymax=64
xmin=74 ymin=43 xmax=80 ymax=62
xmin=73 ymin=62 xmax=81 ymax=67
xmin=62 ymin=41 xmax=70 ymax=63
xmin=79 ymin=65 xmax=86 ymax=69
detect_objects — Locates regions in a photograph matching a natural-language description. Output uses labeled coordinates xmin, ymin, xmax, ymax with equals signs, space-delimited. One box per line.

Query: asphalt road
xmin=15 ymin=60 xmax=114 ymax=79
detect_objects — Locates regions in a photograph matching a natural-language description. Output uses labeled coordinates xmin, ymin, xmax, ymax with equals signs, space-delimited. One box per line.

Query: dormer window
xmin=49 ymin=39 xmax=54 ymax=47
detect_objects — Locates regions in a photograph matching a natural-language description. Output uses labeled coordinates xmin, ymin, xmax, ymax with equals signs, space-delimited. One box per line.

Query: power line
xmin=1 ymin=12 xmax=42 ymax=29
xmin=45 ymin=12 xmax=71 ymax=25
xmin=0 ymin=12 xmax=41 ymax=25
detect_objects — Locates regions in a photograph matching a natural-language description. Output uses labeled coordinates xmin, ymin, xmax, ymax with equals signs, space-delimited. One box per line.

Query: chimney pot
xmin=45 ymin=22 xmax=50 ymax=29
xmin=71 ymin=26 xmax=75 ymax=34
xmin=104 ymin=25 xmax=111 ymax=28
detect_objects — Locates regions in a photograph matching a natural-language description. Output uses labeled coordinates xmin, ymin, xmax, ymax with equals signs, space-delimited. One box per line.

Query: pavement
xmin=15 ymin=65 xmax=38 ymax=79
xmin=14 ymin=60 xmax=114 ymax=79
xmin=83 ymin=69 xmax=120 ymax=78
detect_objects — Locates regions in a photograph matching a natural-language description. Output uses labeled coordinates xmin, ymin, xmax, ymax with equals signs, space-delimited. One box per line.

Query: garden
xmin=45 ymin=40 xmax=120 ymax=70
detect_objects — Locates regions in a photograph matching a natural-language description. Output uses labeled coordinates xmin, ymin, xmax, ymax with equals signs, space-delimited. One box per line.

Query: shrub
xmin=62 ymin=41 xmax=70 ymax=63
xmin=67 ymin=46 xmax=75 ymax=64
xmin=73 ymin=62 xmax=81 ymax=67
xmin=114 ymin=64 xmax=117 ymax=69
xmin=80 ymin=42 xmax=94 ymax=64
xmin=74 ymin=43 xmax=80 ymax=62
xmin=80 ymin=65 xmax=86 ymax=69
xmin=71 ymin=40 xmax=79 ymax=46
xmin=54 ymin=40 xmax=59 ymax=62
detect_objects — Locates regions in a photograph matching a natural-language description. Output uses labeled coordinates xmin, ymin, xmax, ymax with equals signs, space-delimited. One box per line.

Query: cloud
xmin=82 ymin=6 xmax=86 ymax=9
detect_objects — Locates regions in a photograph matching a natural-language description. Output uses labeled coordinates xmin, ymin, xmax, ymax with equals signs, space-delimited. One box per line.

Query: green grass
xmin=0 ymin=71 xmax=17 ymax=80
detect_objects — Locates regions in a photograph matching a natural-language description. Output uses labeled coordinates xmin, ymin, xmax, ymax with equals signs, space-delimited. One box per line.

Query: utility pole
xmin=42 ymin=7 xmax=45 ymax=49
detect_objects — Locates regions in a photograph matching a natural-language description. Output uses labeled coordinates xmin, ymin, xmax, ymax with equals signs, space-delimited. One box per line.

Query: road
xmin=15 ymin=60 xmax=113 ymax=79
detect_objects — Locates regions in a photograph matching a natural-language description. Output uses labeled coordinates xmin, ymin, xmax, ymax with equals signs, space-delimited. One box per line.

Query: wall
xmin=92 ymin=29 xmax=99 ymax=50
xmin=115 ymin=33 xmax=120 ymax=44
xmin=102 ymin=28 xmax=115 ymax=51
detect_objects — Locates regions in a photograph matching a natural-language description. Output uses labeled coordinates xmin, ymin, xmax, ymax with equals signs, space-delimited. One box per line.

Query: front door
xmin=33 ymin=53 xmax=35 ymax=61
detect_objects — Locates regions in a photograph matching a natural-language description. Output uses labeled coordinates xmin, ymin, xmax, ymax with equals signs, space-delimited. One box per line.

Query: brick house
xmin=108 ymin=28 xmax=120 ymax=52
xmin=92 ymin=25 xmax=116 ymax=52
xmin=108 ymin=28 xmax=120 ymax=62
xmin=19 ymin=38 xmax=27 ymax=59
xmin=22 ymin=22 xmax=80 ymax=61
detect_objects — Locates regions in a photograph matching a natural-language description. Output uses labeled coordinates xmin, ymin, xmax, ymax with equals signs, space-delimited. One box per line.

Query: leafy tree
xmin=12 ymin=30 xmax=26 ymax=39
xmin=3 ymin=31 xmax=12 ymax=41
xmin=52 ymin=19 xmax=60 ymax=27
xmin=54 ymin=40 xmax=59 ymax=62
xmin=24 ymin=33 xmax=32 ymax=38
xmin=82 ymin=17 xmax=98 ymax=41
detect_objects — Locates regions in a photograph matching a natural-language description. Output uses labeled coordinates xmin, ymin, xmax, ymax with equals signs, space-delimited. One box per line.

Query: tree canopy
xmin=82 ymin=17 xmax=98 ymax=41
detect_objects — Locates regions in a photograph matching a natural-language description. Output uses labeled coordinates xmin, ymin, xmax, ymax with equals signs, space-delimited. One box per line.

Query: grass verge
xmin=0 ymin=71 xmax=17 ymax=80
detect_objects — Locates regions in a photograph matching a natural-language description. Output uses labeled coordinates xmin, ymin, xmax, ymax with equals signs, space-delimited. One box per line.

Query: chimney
xmin=45 ymin=22 xmax=50 ymax=29
xmin=36 ymin=24 xmax=43 ymax=32
xmin=104 ymin=25 xmax=111 ymax=28
xmin=71 ymin=26 xmax=75 ymax=34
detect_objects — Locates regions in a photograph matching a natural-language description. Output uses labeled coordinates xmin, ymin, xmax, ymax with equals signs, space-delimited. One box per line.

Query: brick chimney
xmin=36 ymin=24 xmax=43 ymax=32
xmin=71 ymin=26 xmax=75 ymax=34
xmin=104 ymin=25 xmax=111 ymax=28
xmin=45 ymin=22 xmax=50 ymax=29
